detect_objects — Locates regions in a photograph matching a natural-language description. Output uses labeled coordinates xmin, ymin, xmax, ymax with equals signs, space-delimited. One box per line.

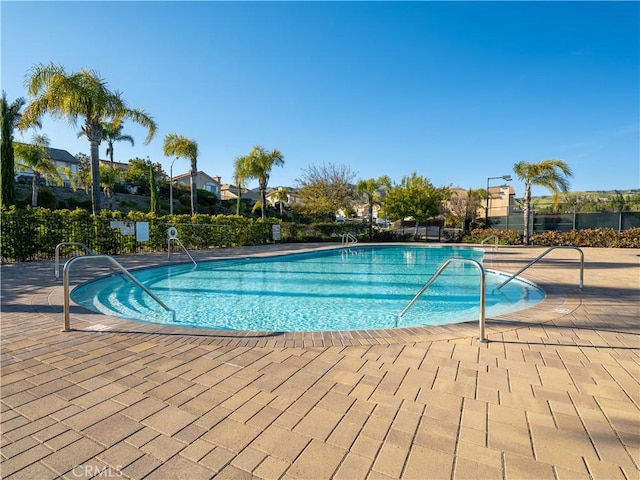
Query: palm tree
xmin=233 ymin=154 xmax=252 ymax=216
xmin=273 ymin=187 xmax=290 ymax=218
xmin=102 ymin=120 xmax=134 ymax=167
xmin=244 ymin=145 xmax=285 ymax=219
xmin=357 ymin=176 xmax=391 ymax=239
xmin=513 ymin=159 xmax=573 ymax=244
xmin=14 ymin=133 xmax=64 ymax=206
xmin=99 ymin=164 xmax=121 ymax=204
xmin=18 ymin=62 xmax=156 ymax=214
xmin=1 ymin=92 xmax=28 ymax=209
xmin=163 ymin=133 xmax=198 ymax=215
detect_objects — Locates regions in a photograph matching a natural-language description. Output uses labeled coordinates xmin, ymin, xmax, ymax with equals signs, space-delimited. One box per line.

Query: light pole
xmin=169 ymin=158 xmax=176 ymax=216
xmin=485 ymin=175 xmax=512 ymax=227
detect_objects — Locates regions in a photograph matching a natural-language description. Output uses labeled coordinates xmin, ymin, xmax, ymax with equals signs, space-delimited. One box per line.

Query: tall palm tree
xmin=18 ymin=62 xmax=156 ymax=214
xmin=245 ymin=145 xmax=285 ymax=219
xmin=357 ymin=176 xmax=391 ymax=239
xmin=163 ymin=134 xmax=198 ymax=216
xmin=233 ymin=154 xmax=252 ymax=216
xmin=14 ymin=133 xmax=63 ymax=206
xmin=513 ymin=159 xmax=573 ymax=244
xmin=102 ymin=120 xmax=134 ymax=167
xmin=1 ymin=92 xmax=29 ymax=209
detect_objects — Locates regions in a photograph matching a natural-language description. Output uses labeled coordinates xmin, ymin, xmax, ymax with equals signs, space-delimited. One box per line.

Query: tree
xmin=149 ymin=163 xmax=160 ymax=215
xmin=101 ymin=120 xmax=134 ymax=167
xmin=233 ymin=153 xmax=252 ymax=216
xmin=273 ymin=187 xmax=290 ymax=218
xmin=14 ymin=133 xmax=64 ymax=206
xmin=446 ymin=188 xmax=485 ymax=232
xmin=243 ymin=145 xmax=285 ymax=219
xmin=383 ymin=172 xmax=450 ymax=234
xmin=1 ymin=92 xmax=27 ymax=209
xmin=513 ymin=159 xmax=573 ymax=244
xmin=357 ymin=176 xmax=391 ymax=239
xmin=19 ymin=62 xmax=156 ymax=215
xmin=71 ymin=152 xmax=92 ymax=193
xmin=99 ymin=164 xmax=121 ymax=205
xmin=123 ymin=157 xmax=165 ymax=196
xmin=296 ymin=163 xmax=356 ymax=220
xmin=163 ymin=134 xmax=198 ymax=215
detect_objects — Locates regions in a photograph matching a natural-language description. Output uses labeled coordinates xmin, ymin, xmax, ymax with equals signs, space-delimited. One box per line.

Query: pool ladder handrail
xmin=62 ymin=254 xmax=174 ymax=332
xmin=167 ymin=237 xmax=198 ymax=266
xmin=341 ymin=232 xmax=358 ymax=247
xmin=493 ymin=246 xmax=584 ymax=292
xmin=480 ymin=235 xmax=500 ymax=250
xmin=55 ymin=242 xmax=96 ymax=280
xmin=396 ymin=258 xmax=488 ymax=342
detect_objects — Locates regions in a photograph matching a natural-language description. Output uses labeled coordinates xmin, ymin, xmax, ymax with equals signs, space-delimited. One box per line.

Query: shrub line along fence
xmin=1 ymin=208 xmax=639 ymax=262
xmin=0 ymin=207 xmax=371 ymax=262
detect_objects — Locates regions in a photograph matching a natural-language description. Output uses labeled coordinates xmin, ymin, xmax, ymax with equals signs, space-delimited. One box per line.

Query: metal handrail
xmin=493 ymin=246 xmax=584 ymax=291
xmin=341 ymin=233 xmax=358 ymax=247
xmin=167 ymin=238 xmax=198 ymax=266
xmin=55 ymin=242 xmax=95 ymax=280
xmin=396 ymin=258 xmax=488 ymax=342
xmin=480 ymin=235 xmax=499 ymax=249
xmin=63 ymin=254 xmax=174 ymax=331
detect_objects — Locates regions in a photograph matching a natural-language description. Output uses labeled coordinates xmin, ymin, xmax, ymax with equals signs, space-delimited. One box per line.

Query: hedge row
xmin=464 ymin=227 xmax=640 ymax=248
xmin=0 ymin=207 xmax=373 ymax=262
xmin=531 ymin=228 xmax=640 ymax=248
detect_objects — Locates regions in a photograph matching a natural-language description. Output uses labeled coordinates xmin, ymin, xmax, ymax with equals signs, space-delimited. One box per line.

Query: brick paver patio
xmin=1 ymin=244 xmax=638 ymax=479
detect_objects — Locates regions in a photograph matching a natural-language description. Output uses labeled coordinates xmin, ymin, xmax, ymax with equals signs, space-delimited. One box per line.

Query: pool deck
xmin=1 ymin=243 xmax=638 ymax=479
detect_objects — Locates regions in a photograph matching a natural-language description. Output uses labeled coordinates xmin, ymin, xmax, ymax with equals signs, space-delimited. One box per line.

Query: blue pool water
xmin=71 ymin=245 xmax=545 ymax=332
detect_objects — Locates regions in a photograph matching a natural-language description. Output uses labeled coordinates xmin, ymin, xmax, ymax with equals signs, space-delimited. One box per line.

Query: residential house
xmin=486 ymin=185 xmax=516 ymax=218
xmin=15 ymin=147 xmax=80 ymax=188
xmin=443 ymin=186 xmax=516 ymax=225
xmin=99 ymin=159 xmax=130 ymax=172
xmin=173 ymin=171 xmax=221 ymax=198
xmin=265 ymin=187 xmax=302 ymax=209
xmin=220 ymin=184 xmax=260 ymax=202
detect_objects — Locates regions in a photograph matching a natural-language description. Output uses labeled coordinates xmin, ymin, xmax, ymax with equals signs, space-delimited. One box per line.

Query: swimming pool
xmin=71 ymin=245 xmax=545 ymax=331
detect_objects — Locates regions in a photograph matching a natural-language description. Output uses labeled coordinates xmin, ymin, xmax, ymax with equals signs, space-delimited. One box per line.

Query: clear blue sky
xmin=2 ymin=1 xmax=638 ymax=197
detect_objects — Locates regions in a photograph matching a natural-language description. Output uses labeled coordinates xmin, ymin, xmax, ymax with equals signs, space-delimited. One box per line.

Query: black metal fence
xmin=487 ymin=211 xmax=640 ymax=234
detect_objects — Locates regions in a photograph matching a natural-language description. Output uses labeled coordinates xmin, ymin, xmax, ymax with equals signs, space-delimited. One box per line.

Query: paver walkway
xmin=1 ymin=244 xmax=638 ymax=479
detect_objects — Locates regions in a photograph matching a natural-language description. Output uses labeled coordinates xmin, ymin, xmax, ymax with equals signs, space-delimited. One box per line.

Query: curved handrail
xmin=480 ymin=235 xmax=499 ymax=249
xmin=167 ymin=238 xmax=198 ymax=266
xmin=396 ymin=258 xmax=488 ymax=342
xmin=55 ymin=242 xmax=95 ymax=280
xmin=167 ymin=227 xmax=197 ymax=266
xmin=63 ymin=254 xmax=174 ymax=331
xmin=341 ymin=232 xmax=358 ymax=247
xmin=493 ymin=246 xmax=584 ymax=292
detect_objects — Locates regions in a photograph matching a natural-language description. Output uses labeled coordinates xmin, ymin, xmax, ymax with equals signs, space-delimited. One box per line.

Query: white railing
xmin=341 ymin=232 xmax=358 ymax=247
xmin=480 ymin=235 xmax=500 ymax=250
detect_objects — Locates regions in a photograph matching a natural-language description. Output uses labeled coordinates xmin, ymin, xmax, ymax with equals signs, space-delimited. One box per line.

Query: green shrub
xmin=532 ymin=228 xmax=640 ymax=248
xmin=464 ymin=228 xmax=522 ymax=245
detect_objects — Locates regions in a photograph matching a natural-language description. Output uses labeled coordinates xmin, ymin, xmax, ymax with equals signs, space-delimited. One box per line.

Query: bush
xmin=464 ymin=228 xmax=522 ymax=245
xmin=0 ymin=207 xmax=282 ymax=261
xmin=532 ymin=228 xmax=640 ymax=248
